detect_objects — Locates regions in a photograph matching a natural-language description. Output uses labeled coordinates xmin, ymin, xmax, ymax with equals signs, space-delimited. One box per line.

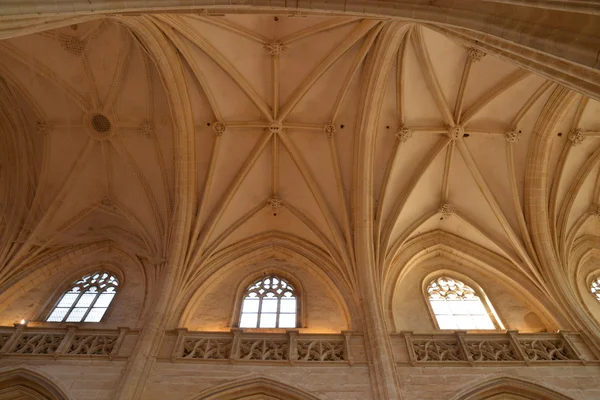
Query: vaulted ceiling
xmin=0 ymin=14 xmax=599 ymax=323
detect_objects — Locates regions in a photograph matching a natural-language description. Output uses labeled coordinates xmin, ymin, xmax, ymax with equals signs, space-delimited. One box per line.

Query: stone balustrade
xmin=171 ymin=329 xmax=355 ymax=364
xmin=395 ymin=331 xmax=600 ymax=366
xmin=0 ymin=325 xmax=130 ymax=359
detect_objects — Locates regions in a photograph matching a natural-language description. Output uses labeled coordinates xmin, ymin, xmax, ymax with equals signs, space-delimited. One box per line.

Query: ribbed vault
xmin=0 ymin=9 xmax=599 ymax=400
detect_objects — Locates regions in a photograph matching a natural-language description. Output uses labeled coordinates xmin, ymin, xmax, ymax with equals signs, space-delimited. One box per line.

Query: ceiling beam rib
xmin=140 ymin=52 xmax=173 ymax=214
xmin=412 ymin=127 xmax=446 ymax=134
xmin=101 ymin=141 xmax=113 ymax=198
xmin=330 ymin=24 xmax=382 ymax=123
xmin=103 ymin=31 xmax=134 ymax=112
xmin=186 ymin=134 xmax=222 ymax=267
xmin=285 ymin=202 xmax=351 ymax=285
xmin=196 ymin=202 xmax=267 ymax=278
xmin=441 ymin=141 xmax=455 ymax=202
xmin=272 ymin=51 xmax=280 ymax=120
xmin=328 ymin=132 xmax=355 ymax=270
xmin=396 ymin=28 xmax=411 ymax=126
xmin=383 ymin=209 xmax=438 ymax=278
xmin=411 ymin=26 xmax=454 ymax=127
xmin=224 ymin=121 xmax=270 ymax=129
xmin=11 ymin=205 xmax=101 ymax=277
xmin=272 ymin=134 xmax=279 ymax=195
xmin=109 ymin=202 xmax=156 ymax=253
xmin=278 ymin=19 xmax=379 ymax=123
xmin=460 ymin=69 xmax=531 ymax=125
xmin=548 ymin=95 xmax=587 ymax=248
xmin=278 ymin=129 xmax=353 ymax=273
xmin=380 ymin=137 xmax=451 ymax=259
xmin=457 ymin=140 xmax=544 ymax=285
xmin=556 ymin=143 xmax=600 ymax=261
xmin=375 ymin=135 xmax=401 ymax=258
xmin=594 ymin=161 xmax=600 ymax=202
xmin=373 ymin=28 xmax=412 ymax=260
xmin=111 ymin=138 xmax=165 ymax=239
xmin=0 ymin=43 xmax=91 ymax=111
xmin=463 ymin=129 xmax=504 ymax=136
xmin=283 ymin=123 xmax=323 ymax=131
xmin=564 ymin=210 xmax=594 ymax=268
xmin=82 ymin=56 xmax=101 ymax=110
xmin=191 ymin=130 xmax=273 ymax=267
xmin=506 ymin=143 xmax=542 ymax=271
xmin=280 ymin=17 xmax=358 ymax=45
xmin=162 ymin=23 xmax=222 ymax=121
xmin=510 ymin=80 xmax=555 ymax=128
xmin=6 ymin=139 xmax=95 ymax=270
xmin=453 ymin=51 xmax=474 ymax=125
xmin=453 ymin=209 xmax=533 ymax=282
xmin=156 ymin=15 xmax=273 ymax=121
xmin=189 ymin=15 xmax=270 ymax=44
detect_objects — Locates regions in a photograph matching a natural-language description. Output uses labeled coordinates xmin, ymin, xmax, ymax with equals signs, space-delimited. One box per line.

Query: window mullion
xmin=65 ymin=290 xmax=84 ymax=322
xmin=257 ymin=296 xmax=263 ymax=328
xmin=81 ymin=291 xmax=102 ymax=322
xmin=276 ymin=295 xmax=281 ymax=328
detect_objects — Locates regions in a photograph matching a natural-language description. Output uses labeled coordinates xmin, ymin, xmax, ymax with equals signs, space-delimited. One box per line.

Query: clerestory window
xmin=239 ymin=275 xmax=297 ymax=329
xmin=591 ymin=276 xmax=600 ymax=302
xmin=46 ymin=271 xmax=118 ymax=323
xmin=426 ymin=276 xmax=501 ymax=330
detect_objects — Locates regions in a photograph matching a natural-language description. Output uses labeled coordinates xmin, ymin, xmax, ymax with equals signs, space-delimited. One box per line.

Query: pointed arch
xmin=0 ymin=367 xmax=70 ymax=400
xmin=385 ymin=230 xmax=565 ymax=332
xmin=189 ymin=376 xmax=321 ymax=400
xmin=450 ymin=376 xmax=574 ymax=400
xmin=175 ymin=231 xmax=358 ymax=331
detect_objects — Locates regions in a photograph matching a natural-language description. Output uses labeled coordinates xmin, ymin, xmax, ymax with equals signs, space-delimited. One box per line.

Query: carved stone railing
xmin=0 ymin=325 xmax=129 ymax=359
xmin=172 ymin=329 xmax=354 ymax=364
xmin=398 ymin=331 xmax=599 ymax=365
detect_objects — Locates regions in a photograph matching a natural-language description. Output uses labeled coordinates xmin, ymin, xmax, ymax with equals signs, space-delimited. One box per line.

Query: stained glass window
xmin=239 ymin=275 xmax=297 ymax=329
xmin=591 ymin=276 xmax=600 ymax=302
xmin=427 ymin=276 xmax=499 ymax=330
xmin=47 ymin=271 xmax=118 ymax=323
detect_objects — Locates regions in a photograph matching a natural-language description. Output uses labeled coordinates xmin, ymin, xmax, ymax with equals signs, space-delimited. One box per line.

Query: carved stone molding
xmin=212 ymin=121 xmax=226 ymax=136
xmin=324 ymin=124 xmax=336 ymax=138
xmin=267 ymin=196 xmax=283 ymax=215
xmin=265 ymin=41 xmax=284 ymax=56
xmin=447 ymin=125 xmax=464 ymax=140
xmin=400 ymin=331 xmax=594 ymax=365
xmin=0 ymin=326 xmax=129 ymax=360
xmin=172 ymin=330 xmax=352 ymax=364
xmin=438 ymin=203 xmax=455 ymax=220
xmin=569 ymin=128 xmax=585 ymax=146
xmin=468 ymin=47 xmax=486 ymax=62
xmin=505 ymin=128 xmax=521 ymax=143
xmin=396 ymin=126 xmax=413 ymax=143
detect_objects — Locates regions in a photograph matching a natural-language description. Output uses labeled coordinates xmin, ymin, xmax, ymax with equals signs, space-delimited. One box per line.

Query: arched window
xmin=239 ymin=275 xmax=297 ymax=329
xmin=46 ymin=271 xmax=118 ymax=323
xmin=591 ymin=276 xmax=600 ymax=302
xmin=426 ymin=276 xmax=501 ymax=330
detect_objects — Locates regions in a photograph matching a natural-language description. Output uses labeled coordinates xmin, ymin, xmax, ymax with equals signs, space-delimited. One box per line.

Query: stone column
xmin=353 ymin=21 xmax=410 ymax=400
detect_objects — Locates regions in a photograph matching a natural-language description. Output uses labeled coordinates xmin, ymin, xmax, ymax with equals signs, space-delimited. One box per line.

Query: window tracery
xmin=427 ymin=276 xmax=498 ymax=330
xmin=591 ymin=276 xmax=600 ymax=302
xmin=46 ymin=271 xmax=118 ymax=323
xmin=239 ymin=275 xmax=297 ymax=329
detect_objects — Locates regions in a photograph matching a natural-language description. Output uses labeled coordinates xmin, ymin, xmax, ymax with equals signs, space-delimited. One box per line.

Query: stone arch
xmin=0 ymin=242 xmax=149 ymax=328
xmin=385 ymin=230 xmax=564 ymax=332
xmin=450 ymin=376 xmax=574 ymax=400
xmin=189 ymin=377 xmax=321 ymax=400
xmin=0 ymin=367 xmax=70 ymax=400
xmin=175 ymin=232 xmax=358 ymax=332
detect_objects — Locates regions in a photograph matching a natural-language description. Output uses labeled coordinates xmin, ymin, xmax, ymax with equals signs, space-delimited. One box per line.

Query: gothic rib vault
xmin=0 ymin=8 xmax=599 ymax=400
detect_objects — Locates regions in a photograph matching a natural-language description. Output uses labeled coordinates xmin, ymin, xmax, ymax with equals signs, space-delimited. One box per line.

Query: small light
xmin=20 ymin=319 xmax=26 ymax=325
